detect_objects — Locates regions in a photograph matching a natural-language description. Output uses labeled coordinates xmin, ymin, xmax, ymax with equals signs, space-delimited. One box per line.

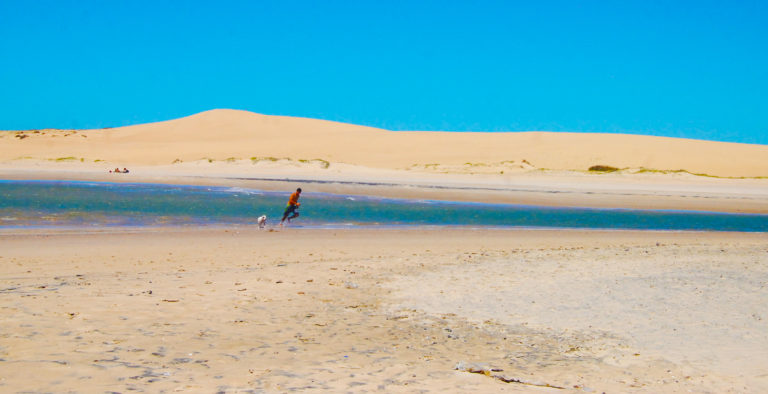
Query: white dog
xmin=257 ymin=215 xmax=267 ymax=229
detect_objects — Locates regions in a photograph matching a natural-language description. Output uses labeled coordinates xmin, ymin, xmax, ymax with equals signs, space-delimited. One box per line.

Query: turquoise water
xmin=1 ymin=180 xmax=767 ymax=232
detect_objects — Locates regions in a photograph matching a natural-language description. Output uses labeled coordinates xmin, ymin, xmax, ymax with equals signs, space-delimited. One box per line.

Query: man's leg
xmin=281 ymin=206 xmax=295 ymax=225
xmin=280 ymin=210 xmax=289 ymax=225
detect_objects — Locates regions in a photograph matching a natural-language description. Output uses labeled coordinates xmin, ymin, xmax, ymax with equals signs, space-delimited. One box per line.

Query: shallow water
xmin=1 ymin=180 xmax=767 ymax=232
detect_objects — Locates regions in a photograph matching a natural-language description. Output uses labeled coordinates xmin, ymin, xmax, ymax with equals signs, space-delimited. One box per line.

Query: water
xmin=1 ymin=180 xmax=767 ymax=232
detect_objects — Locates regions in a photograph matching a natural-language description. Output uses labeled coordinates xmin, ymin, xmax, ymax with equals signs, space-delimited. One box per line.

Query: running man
xmin=280 ymin=188 xmax=302 ymax=226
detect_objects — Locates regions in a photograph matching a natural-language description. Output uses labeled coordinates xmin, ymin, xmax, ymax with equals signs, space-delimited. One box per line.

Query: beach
xmin=5 ymin=0 xmax=768 ymax=392
xmin=1 ymin=228 xmax=767 ymax=392
xmin=2 ymin=110 xmax=768 ymax=392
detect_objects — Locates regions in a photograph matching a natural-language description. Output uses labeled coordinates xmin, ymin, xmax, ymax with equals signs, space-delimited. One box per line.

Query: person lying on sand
xmin=280 ymin=188 xmax=302 ymax=226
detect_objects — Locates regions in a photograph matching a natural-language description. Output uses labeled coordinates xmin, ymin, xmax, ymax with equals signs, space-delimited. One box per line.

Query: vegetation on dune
xmin=582 ymin=165 xmax=766 ymax=179
xmin=298 ymin=158 xmax=330 ymax=168
xmin=6 ymin=129 xmax=84 ymax=139
xmin=249 ymin=157 xmax=330 ymax=168
xmin=250 ymin=156 xmax=284 ymax=162
xmin=588 ymin=165 xmax=620 ymax=172
xmin=410 ymin=159 xmax=536 ymax=174
xmin=634 ymin=168 xmax=767 ymax=179
xmin=635 ymin=168 xmax=689 ymax=175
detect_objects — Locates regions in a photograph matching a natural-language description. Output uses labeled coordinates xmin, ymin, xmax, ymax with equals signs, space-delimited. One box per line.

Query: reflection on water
xmin=1 ymin=180 xmax=767 ymax=232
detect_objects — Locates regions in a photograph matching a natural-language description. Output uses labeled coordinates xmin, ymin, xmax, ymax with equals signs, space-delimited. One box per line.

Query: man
xmin=280 ymin=188 xmax=302 ymax=226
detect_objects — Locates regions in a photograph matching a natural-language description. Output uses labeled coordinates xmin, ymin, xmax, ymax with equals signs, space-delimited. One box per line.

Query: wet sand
xmin=1 ymin=228 xmax=766 ymax=392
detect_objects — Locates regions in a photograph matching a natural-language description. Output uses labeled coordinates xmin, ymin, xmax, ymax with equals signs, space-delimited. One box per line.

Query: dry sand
xmin=1 ymin=228 xmax=767 ymax=393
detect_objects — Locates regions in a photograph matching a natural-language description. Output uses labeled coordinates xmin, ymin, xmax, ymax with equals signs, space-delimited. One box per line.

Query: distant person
xmin=113 ymin=167 xmax=120 ymax=173
xmin=123 ymin=168 xmax=129 ymax=173
xmin=280 ymin=188 xmax=302 ymax=226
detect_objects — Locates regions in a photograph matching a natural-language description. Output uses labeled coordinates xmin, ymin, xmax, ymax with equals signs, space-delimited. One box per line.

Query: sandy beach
xmin=5 ymin=0 xmax=768 ymax=392
xmin=1 ymin=228 xmax=767 ymax=393
xmin=2 ymin=110 xmax=768 ymax=392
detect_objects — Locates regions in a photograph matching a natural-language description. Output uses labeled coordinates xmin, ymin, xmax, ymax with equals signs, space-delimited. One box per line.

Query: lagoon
xmin=1 ymin=180 xmax=767 ymax=232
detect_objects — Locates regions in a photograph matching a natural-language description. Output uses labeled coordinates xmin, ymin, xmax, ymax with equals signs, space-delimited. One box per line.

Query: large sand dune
xmin=2 ymin=109 xmax=767 ymax=177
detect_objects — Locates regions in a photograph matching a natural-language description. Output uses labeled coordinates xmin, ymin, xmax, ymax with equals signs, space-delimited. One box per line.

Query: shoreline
xmin=2 ymin=223 xmax=768 ymax=236
xmin=2 ymin=178 xmax=768 ymax=233
xmin=3 ymin=224 xmax=767 ymax=236
xmin=2 ymin=165 xmax=768 ymax=214
xmin=7 ymin=176 xmax=768 ymax=214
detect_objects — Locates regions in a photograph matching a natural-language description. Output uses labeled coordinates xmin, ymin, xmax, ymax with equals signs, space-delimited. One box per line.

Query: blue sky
xmin=1 ymin=1 xmax=767 ymax=144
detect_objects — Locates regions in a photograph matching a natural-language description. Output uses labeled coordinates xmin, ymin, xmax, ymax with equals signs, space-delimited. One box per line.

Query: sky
xmin=1 ymin=1 xmax=767 ymax=144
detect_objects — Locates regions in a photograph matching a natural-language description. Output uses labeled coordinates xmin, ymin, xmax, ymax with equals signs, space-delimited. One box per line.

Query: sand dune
xmin=2 ymin=109 xmax=767 ymax=177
